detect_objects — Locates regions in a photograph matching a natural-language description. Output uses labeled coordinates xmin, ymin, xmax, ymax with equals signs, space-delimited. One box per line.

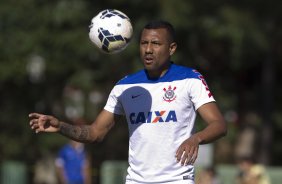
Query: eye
xmin=140 ymin=41 xmax=148 ymax=45
xmin=152 ymin=41 xmax=161 ymax=45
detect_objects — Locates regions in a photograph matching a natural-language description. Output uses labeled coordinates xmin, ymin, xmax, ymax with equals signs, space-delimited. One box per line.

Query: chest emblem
xmin=163 ymin=85 xmax=177 ymax=102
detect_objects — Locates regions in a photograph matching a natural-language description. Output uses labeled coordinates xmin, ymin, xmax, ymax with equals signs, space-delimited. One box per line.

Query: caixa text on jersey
xmin=129 ymin=110 xmax=177 ymax=124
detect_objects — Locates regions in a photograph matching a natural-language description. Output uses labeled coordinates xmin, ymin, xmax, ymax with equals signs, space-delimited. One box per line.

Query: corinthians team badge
xmin=163 ymin=85 xmax=177 ymax=102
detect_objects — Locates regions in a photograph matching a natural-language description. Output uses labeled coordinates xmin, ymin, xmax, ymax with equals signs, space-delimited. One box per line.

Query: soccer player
xmin=29 ymin=20 xmax=227 ymax=184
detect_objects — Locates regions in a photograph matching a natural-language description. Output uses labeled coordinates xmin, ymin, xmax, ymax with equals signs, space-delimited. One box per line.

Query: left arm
xmin=176 ymin=102 xmax=227 ymax=165
xmin=193 ymin=102 xmax=227 ymax=144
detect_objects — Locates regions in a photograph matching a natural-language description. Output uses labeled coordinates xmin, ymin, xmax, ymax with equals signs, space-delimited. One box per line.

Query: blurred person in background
xmin=196 ymin=166 xmax=222 ymax=184
xmin=55 ymin=118 xmax=92 ymax=184
xmin=33 ymin=152 xmax=58 ymax=184
xmin=236 ymin=156 xmax=270 ymax=184
xmin=29 ymin=20 xmax=227 ymax=184
xmin=55 ymin=139 xmax=92 ymax=184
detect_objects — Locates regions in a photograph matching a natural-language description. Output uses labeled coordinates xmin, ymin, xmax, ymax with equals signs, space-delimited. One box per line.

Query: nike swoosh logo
xmin=131 ymin=94 xmax=142 ymax=99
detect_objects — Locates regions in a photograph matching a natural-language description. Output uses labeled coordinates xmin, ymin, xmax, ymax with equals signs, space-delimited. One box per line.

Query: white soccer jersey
xmin=104 ymin=63 xmax=215 ymax=184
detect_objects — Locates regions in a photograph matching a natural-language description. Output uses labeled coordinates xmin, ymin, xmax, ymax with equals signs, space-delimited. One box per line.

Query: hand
xmin=29 ymin=113 xmax=60 ymax=133
xmin=175 ymin=135 xmax=200 ymax=166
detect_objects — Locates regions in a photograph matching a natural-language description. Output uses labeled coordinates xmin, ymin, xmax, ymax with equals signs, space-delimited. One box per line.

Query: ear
xmin=169 ymin=42 xmax=177 ymax=56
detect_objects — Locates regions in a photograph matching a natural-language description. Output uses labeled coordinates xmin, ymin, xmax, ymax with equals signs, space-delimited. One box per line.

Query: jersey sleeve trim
xmin=194 ymin=99 xmax=216 ymax=110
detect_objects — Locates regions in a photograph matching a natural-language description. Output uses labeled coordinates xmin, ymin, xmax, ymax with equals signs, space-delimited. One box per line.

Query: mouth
xmin=144 ymin=55 xmax=154 ymax=64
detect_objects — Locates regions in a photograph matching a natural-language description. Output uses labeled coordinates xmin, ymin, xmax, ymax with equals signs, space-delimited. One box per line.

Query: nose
xmin=145 ymin=43 xmax=153 ymax=54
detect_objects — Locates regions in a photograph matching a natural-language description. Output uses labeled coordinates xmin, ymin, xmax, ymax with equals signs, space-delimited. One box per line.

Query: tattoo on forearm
xmin=59 ymin=123 xmax=91 ymax=142
xmin=79 ymin=126 xmax=89 ymax=140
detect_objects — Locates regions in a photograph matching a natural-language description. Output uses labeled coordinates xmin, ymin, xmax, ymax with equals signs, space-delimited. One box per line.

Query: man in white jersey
xmin=29 ymin=20 xmax=227 ymax=184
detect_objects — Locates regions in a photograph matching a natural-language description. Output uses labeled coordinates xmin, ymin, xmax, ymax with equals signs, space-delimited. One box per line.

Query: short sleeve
xmin=104 ymin=86 xmax=124 ymax=115
xmin=188 ymin=75 xmax=215 ymax=110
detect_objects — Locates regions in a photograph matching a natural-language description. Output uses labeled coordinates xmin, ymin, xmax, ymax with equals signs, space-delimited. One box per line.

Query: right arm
xmin=29 ymin=109 xmax=119 ymax=143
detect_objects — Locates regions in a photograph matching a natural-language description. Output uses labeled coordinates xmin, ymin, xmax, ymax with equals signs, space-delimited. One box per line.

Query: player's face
xmin=140 ymin=28 xmax=177 ymax=78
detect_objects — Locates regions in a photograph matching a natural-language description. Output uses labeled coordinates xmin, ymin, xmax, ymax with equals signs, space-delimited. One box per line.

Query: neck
xmin=147 ymin=62 xmax=172 ymax=79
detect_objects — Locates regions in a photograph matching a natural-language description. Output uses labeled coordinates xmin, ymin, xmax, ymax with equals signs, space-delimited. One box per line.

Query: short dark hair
xmin=141 ymin=20 xmax=176 ymax=43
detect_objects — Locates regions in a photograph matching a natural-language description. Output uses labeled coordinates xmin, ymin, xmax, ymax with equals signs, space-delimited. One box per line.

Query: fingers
xmin=176 ymin=145 xmax=198 ymax=166
xmin=30 ymin=119 xmax=39 ymax=133
xmin=29 ymin=113 xmax=60 ymax=133
xmin=189 ymin=150 xmax=198 ymax=164
xmin=29 ymin=118 xmax=43 ymax=133
xmin=29 ymin=113 xmax=43 ymax=119
xmin=29 ymin=113 xmax=48 ymax=133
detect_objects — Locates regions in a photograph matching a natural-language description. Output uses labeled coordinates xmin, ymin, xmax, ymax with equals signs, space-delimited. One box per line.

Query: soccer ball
xmin=89 ymin=9 xmax=133 ymax=54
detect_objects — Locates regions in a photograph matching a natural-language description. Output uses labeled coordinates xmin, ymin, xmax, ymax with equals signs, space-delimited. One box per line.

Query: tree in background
xmin=0 ymin=0 xmax=282 ymax=183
